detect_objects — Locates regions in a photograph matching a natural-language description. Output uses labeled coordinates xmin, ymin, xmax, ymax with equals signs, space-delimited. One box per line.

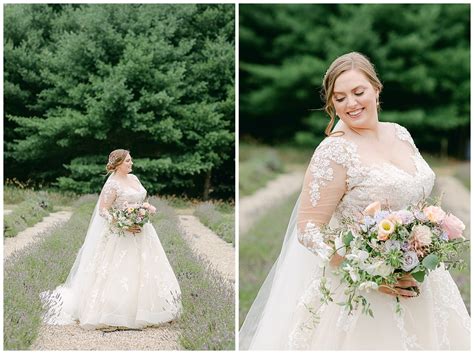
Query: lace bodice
xmin=98 ymin=174 xmax=147 ymax=220
xmin=297 ymin=122 xmax=436 ymax=259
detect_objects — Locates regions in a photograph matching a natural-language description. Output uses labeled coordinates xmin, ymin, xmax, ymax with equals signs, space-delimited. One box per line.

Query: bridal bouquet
xmin=319 ymin=200 xmax=468 ymax=317
xmin=108 ymin=201 xmax=156 ymax=237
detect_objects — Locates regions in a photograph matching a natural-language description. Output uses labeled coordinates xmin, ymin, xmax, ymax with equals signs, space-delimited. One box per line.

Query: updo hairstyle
xmin=106 ymin=149 xmax=130 ymax=174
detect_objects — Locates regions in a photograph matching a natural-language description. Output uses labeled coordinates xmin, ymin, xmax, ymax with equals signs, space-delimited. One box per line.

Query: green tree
xmin=240 ymin=4 xmax=469 ymax=158
xmin=4 ymin=4 xmax=235 ymax=199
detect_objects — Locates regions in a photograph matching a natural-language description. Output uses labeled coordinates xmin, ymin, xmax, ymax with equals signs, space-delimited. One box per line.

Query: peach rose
xmin=364 ymin=201 xmax=381 ymax=217
xmin=442 ymin=214 xmax=465 ymax=240
xmin=423 ymin=205 xmax=446 ymax=224
xmin=377 ymin=219 xmax=394 ymax=241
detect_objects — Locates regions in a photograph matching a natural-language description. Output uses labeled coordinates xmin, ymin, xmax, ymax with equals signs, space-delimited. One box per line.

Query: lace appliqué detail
xmin=308 ymin=138 xmax=358 ymax=207
xmin=391 ymin=300 xmax=422 ymax=350
xmin=297 ymin=222 xmax=333 ymax=265
xmin=288 ymin=276 xmax=328 ymax=350
xmin=99 ymin=179 xmax=119 ymax=220
xmin=428 ymin=267 xmax=471 ymax=349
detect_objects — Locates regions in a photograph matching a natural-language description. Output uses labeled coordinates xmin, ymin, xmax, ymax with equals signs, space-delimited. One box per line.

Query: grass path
xmin=239 ymin=192 xmax=299 ymax=326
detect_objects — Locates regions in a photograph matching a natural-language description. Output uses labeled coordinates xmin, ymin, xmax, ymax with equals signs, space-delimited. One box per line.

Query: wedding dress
xmin=240 ymin=122 xmax=470 ymax=350
xmin=41 ymin=173 xmax=181 ymax=329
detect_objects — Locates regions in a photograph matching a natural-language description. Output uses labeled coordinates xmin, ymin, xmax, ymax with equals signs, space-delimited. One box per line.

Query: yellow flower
xmin=377 ymin=219 xmax=394 ymax=241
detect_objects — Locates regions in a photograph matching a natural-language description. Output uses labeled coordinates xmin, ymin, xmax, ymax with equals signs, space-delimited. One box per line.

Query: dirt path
xmin=4 ymin=210 xmax=73 ymax=260
xmin=31 ymin=323 xmax=180 ymax=350
xmin=178 ymin=214 xmax=235 ymax=282
xmin=239 ymin=170 xmax=304 ymax=235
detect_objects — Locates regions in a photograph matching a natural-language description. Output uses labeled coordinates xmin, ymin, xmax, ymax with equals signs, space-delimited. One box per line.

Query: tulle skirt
xmin=41 ymin=223 xmax=182 ymax=329
xmin=287 ymin=266 xmax=470 ymax=350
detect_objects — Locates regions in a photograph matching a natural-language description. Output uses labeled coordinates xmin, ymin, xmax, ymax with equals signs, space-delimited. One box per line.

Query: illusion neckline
xmin=109 ymin=175 xmax=144 ymax=193
xmin=330 ymin=123 xmax=420 ymax=178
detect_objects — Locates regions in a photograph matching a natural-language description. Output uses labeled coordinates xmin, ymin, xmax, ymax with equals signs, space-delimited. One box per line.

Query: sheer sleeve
xmin=297 ymin=139 xmax=349 ymax=263
xmin=98 ymin=179 xmax=119 ymax=222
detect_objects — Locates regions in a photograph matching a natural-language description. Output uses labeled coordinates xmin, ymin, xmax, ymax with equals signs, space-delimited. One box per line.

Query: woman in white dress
xmin=41 ymin=149 xmax=181 ymax=330
xmin=239 ymin=52 xmax=470 ymax=350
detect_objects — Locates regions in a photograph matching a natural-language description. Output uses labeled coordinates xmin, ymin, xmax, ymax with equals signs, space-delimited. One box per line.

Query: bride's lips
xmin=347 ymin=108 xmax=364 ymax=119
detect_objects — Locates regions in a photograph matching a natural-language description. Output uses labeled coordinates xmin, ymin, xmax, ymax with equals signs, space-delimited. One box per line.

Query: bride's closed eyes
xmin=334 ymin=91 xmax=365 ymax=103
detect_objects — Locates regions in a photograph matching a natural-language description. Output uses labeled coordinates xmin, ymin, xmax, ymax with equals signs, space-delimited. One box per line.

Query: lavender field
xmin=4 ymin=190 xmax=235 ymax=350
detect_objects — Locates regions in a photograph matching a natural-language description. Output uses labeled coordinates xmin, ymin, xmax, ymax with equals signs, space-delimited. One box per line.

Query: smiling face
xmin=331 ymin=69 xmax=379 ymax=130
xmin=116 ymin=153 xmax=133 ymax=174
xmin=331 ymin=69 xmax=379 ymax=129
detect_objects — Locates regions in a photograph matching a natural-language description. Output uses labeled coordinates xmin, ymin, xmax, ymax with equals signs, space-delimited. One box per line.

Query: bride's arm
xmin=296 ymin=142 xmax=348 ymax=266
xmin=98 ymin=181 xmax=118 ymax=222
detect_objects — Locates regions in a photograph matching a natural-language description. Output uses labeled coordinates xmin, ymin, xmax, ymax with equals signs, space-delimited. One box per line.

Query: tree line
xmin=5 ymin=4 xmax=235 ymax=199
xmin=240 ymin=4 xmax=470 ymax=158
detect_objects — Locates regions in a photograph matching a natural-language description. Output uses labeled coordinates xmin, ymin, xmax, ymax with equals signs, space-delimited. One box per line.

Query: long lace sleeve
xmin=297 ymin=138 xmax=350 ymax=264
xmin=98 ymin=179 xmax=118 ymax=223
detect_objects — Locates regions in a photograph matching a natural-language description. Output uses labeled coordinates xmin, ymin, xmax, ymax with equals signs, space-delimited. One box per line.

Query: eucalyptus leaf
xmin=422 ymin=254 xmax=440 ymax=270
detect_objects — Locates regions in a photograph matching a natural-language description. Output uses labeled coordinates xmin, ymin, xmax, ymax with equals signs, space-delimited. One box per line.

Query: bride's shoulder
xmin=386 ymin=121 xmax=415 ymax=143
xmin=316 ymin=134 xmax=357 ymax=153
xmin=104 ymin=177 xmax=121 ymax=190
xmin=128 ymin=173 xmax=140 ymax=182
xmin=309 ymin=135 xmax=358 ymax=169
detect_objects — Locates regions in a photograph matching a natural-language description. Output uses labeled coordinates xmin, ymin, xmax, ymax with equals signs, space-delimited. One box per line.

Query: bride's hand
xmin=127 ymin=225 xmax=142 ymax=234
xmin=378 ymin=274 xmax=420 ymax=298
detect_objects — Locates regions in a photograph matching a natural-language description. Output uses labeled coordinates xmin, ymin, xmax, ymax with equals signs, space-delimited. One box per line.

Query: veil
xmin=239 ymin=195 xmax=328 ymax=350
xmin=40 ymin=173 xmax=114 ymax=324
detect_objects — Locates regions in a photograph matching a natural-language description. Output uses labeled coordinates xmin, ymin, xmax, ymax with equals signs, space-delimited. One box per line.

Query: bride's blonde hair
xmin=321 ymin=52 xmax=383 ymax=136
xmin=106 ymin=149 xmax=129 ymax=174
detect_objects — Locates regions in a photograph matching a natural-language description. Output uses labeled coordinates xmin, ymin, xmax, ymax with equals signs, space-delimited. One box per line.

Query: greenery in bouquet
xmin=318 ymin=199 xmax=468 ymax=318
xmin=108 ymin=201 xmax=156 ymax=237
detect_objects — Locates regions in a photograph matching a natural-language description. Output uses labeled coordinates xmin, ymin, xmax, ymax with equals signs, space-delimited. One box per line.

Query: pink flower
xmin=442 ymin=214 xmax=465 ymax=240
xmin=143 ymin=202 xmax=157 ymax=214
xmin=423 ymin=206 xmax=446 ymax=224
xmin=364 ymin=201 xmax=381 ymax=217
xmin=377 ymin=219 xmax=394 ymax=241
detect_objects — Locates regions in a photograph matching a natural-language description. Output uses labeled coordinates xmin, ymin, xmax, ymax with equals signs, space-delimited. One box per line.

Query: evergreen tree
xmin=5 ymin=4 xmax=235 ymax=198
xmin=240 ymin=4 xmax=469 ymax=157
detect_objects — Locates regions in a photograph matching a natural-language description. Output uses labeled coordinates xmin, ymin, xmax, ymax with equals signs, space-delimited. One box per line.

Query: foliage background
xmin=4 ymin=4 xmax=235 ymax=199
xmin=239 ymin=4 xmax=470 ymax=158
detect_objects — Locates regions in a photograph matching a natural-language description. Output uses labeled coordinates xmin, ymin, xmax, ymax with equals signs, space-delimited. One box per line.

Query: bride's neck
xmin=113 ymin=171 xmax=129 ymax=179
xmin=343 ymin=121 xmax=382 ymax=141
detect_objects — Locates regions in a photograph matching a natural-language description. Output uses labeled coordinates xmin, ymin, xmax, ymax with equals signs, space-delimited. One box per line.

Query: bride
xmin=239 ymin=52 xmax=470 ymax=350
xmin=41 ymin=149 xmax=182 ymax=329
